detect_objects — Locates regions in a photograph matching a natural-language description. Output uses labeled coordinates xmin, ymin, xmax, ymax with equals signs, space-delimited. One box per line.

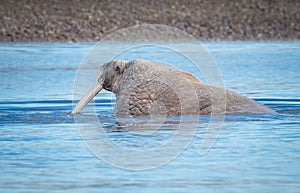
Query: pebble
xmin=0 ymin=0 xmax=299 ymax=42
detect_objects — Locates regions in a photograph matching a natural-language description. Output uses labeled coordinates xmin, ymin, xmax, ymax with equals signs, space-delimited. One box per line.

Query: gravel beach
xmin=0 ymin=0 xmax=299 ymax=42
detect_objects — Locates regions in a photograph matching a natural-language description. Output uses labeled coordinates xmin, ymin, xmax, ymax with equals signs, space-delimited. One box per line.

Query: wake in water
xmin=1 ymin=98 xmax=299 ymax=126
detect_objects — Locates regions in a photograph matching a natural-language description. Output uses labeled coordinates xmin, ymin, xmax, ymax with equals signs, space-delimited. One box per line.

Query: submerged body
xmin=72 ymin=59 xmax=275 ymax=115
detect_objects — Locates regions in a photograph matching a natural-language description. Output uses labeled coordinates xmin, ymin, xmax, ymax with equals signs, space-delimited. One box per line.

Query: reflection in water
xmin=114 ymin=115 xmax=200 ymax=131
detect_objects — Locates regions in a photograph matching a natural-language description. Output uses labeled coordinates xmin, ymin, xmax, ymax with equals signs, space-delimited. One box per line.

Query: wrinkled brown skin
xmin=72 ymin=59 xmax=275 ymax=116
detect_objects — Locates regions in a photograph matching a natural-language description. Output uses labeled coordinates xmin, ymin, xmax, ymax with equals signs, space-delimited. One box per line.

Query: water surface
xmin=0 ymin=42 xmax=300 ymax=192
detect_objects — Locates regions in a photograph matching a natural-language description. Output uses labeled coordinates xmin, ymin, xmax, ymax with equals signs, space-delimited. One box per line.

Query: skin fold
xmin=72 ymin=59 xmax=275 ymax=116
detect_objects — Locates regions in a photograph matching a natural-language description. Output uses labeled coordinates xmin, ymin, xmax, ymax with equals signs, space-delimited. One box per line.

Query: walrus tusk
xmin=71 ymin=83 xmax=103 ymax=114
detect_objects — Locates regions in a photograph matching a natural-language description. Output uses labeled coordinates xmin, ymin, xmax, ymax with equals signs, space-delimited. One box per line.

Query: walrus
xmin=71 ymin=59 xmax=275 ymax=115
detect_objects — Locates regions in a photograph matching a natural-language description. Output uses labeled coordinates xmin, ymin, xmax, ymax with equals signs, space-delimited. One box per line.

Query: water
xmin=1 ymin=42 xmax=300 ymax=192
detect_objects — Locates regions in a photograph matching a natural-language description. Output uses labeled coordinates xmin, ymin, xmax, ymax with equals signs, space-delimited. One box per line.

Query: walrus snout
xmin=101 ymin=60 xmax=127 ymax=92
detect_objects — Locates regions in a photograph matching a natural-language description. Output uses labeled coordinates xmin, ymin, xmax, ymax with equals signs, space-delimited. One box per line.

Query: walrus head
xmin=71 ymin=60 xmax=128 ymax=114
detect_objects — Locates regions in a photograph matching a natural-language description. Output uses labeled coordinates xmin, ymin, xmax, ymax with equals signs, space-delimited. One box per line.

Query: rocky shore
xmin=0 ymin=0 xmax=299 ymax=42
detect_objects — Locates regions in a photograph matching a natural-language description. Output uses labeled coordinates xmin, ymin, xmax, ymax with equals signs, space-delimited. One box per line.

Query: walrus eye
xmin=114 ymin=66 xmax=120 ymax=73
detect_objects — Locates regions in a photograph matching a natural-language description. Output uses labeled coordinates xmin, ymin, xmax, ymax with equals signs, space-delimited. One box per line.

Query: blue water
xmin=1 ymin=42 xmax=300 ymax=192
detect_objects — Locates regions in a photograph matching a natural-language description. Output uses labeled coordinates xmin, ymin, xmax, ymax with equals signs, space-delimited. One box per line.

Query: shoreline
xmin=1 ymin=0 xmax=299 ymax=42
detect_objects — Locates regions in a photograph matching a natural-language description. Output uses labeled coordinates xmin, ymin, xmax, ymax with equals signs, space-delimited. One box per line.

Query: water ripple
xmin=0 ymin=97 xmax=299 ymax=126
